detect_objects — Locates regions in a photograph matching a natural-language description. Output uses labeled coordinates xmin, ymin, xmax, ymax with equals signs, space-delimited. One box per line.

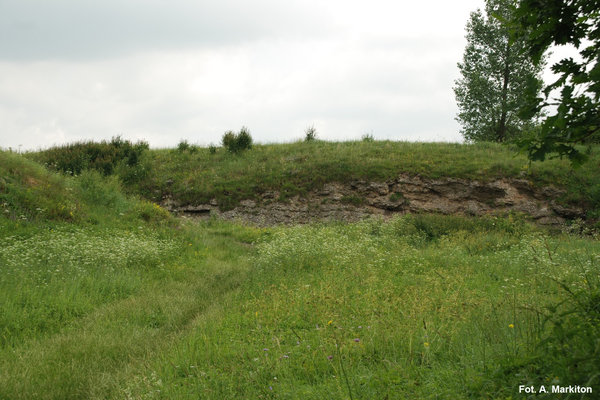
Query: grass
xmin=0 ymin=150 xmax=80 ymax=222
xmin=110 ymin=141 xmax=600 ymax=216
xmin=0 ymin=218 xmax=258 ymax=399
xmin=2 ymin=148 xmax=599 ymax=398
xmin=1 ymin=215 xmax=599 ymax=398
xmin=136 ymin=216 xmax=598 ymax=399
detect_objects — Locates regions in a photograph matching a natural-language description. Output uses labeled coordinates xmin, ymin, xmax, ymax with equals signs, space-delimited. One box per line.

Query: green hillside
xmin=140 ymin=141 xmax=600 ymax=212
xmin=32 ymin=140 xmax=599 ymax=216
xmin=2 ymin=146 xmax=599 ymax=399
xmin=0 ymin=150 xmax=80 ymax=223
xmin=0 ymin=150 xmax=171 ymax=228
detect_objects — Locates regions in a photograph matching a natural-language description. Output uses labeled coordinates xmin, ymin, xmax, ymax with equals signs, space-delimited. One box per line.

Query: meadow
xmin=1 ymin=147 xmax=599 ymax=399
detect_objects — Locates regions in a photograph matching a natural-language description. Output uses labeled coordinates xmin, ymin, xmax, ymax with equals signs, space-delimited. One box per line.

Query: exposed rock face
xmin=163 ymin=174 xmax=583 ymax=226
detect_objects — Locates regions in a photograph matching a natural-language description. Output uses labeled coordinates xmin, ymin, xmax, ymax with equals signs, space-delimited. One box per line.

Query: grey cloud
xmin=0 ymin=0 xmax=477 ymax=150
xmin=0 ymin=0 xmax=330 ymax=60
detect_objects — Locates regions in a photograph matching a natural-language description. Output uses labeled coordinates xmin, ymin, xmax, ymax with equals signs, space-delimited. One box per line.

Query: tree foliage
xmin=454 ymin=0 xmax=545 ymax=143
xmin=512 ymin=0 xmax=600 ymax=164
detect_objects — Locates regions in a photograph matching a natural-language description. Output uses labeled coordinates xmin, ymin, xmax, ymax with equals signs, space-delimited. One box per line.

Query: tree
xmin=512 ymin=0 xmax=600 ymax=164
xmin=454 ymin=0 xmax=545 ymax=142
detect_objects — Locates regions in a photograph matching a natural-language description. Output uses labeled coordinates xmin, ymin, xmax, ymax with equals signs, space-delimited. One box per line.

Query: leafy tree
xmin=512 ymin=0 xmax=600 ymax=164
xmin=454 ymin=0 xmax=545 ymax=142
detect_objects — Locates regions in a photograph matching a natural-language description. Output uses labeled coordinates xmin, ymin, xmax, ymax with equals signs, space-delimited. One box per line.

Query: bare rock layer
xmin=163 ymin=174 xmax=582 ymax=226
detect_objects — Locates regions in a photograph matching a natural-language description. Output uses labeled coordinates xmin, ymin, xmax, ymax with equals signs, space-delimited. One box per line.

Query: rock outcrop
xmin=163 ymin=174 xmax=583 ymax=226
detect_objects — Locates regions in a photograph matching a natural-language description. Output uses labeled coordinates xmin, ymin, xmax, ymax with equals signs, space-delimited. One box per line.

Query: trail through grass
xmin=0 ymin=219 xmax=259 ymax=399
xmin=3 ymin=215 xmax=598 ymax=399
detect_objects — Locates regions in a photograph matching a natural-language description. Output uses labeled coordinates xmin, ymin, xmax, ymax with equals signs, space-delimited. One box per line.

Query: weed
xmin=305 ymin=126 xmax=318 ymax=142
xmin=389 ymin=192 xmax=405 ymax=203
xmin=340 ymin=195 xmax=364 ymax=206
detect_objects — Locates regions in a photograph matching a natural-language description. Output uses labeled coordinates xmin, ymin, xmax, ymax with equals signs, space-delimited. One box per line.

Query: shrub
xmin=31 ymin=136 xmax=149 ymax=176
xmin=134 ymin=200 xmax=172 ymax=224
xmin=362 ymin=133 xmax=375 ymax=142
xmin=222 ymin=131 xmax=236 ymax=151
xmin=236 ymin=127 xmax=253 ymax=151
xmin=304 ymin=126 xmax=317 ymax=142
xmin=114 ymin=150 xmax=150 ymax=187
xmin=177 ymin=140 xmax=199 ymax=154
xmin=222 ymin=127 xmax=253 ymax=153
xmin=177 ymin=140 xmax=190 ymax=152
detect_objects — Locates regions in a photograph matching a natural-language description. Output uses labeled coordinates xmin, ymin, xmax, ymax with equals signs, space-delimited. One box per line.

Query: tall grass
xmin=1 ymin=211 xmax=598 ymax=398
xmin=123 ymin=216 xmax=599 ymax=399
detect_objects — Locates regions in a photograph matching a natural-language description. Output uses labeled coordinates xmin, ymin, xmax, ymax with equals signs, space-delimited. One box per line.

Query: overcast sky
xmin=0 ymin=0 xmax=490 ymax=150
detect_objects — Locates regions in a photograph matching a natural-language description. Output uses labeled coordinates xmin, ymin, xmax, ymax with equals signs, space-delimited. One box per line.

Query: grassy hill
xmin=2 ymin=145 xmax=600 ymax=398
xmin=0 ymin=150 xmax=171 ymax=228
xmin=33 ymin=140 xmax=595 ymax=217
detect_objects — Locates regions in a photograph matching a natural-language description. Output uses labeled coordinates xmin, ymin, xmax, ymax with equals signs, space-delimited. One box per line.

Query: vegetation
xmin=512 ymin=0 xmax=600 ymax=163
xmin=20 ymin=139 xmax=600 ymax=218
xmin=112 ymin=141 xmax=599 ymax=217
xmin=361 ymin=133 xmax=375 ymax=142
xmin=221 ymin=127 xmax=253 ymax=153
xmin=2 ymin=148 xmax=600 ymax=398
xmin=1 ymin=150 xmax=80 ymax=222
xmin=305 ymin=126 xmax=318 ymax=142
xmin=29 ymin=136 xmax=149 ymax=176
xmin=1 ymin=150 xmax=169 ymax=227
xmin=454 ymin=0 xmax=545 ymax=143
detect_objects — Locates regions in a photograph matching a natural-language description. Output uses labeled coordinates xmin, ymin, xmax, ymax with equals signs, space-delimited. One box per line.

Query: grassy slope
xmin=129 ymin=141 xmax=600 ymax=216
xmin=1 ymin=150 xmax=80 ymax=222
xmin=2 ymin=150 xmax=599 ymax=399
xmin=0 ymin=151 xmax=261 ymax=398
